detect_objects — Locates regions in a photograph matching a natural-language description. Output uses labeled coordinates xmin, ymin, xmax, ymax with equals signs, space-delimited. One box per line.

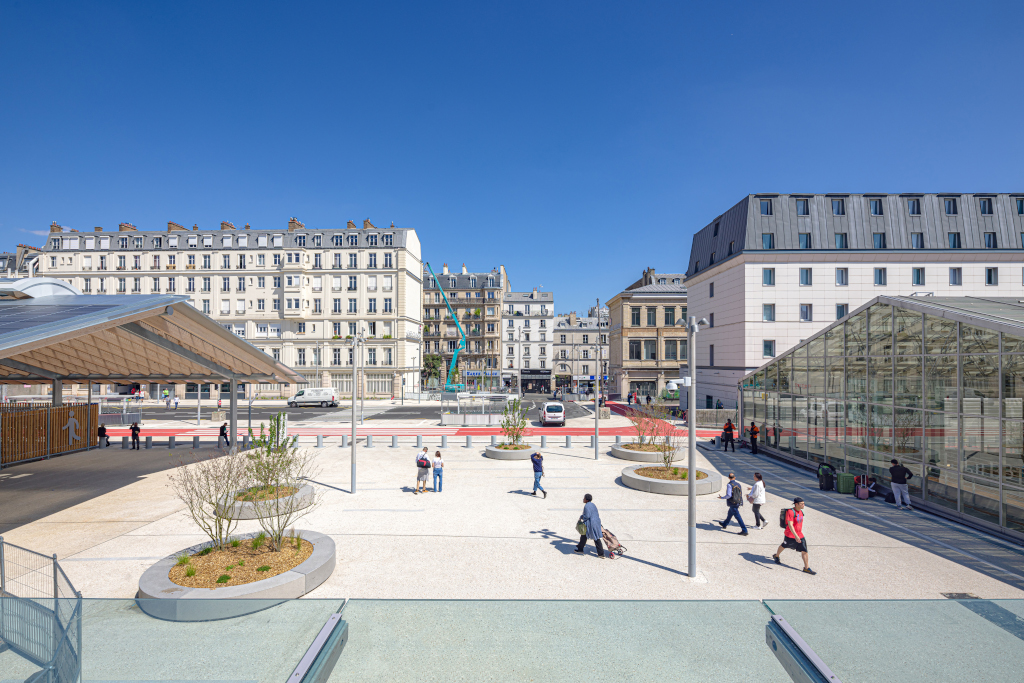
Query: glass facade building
xmin=740 ymin=296 xmax=1024 ymax=539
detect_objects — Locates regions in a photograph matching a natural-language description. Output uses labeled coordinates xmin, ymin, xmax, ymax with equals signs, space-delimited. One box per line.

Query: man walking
xmin=718 ymin=473 xmax=748 ymax=535
xmin=174 ymin=396 xmax=179 ymax=410
xmin=889 ymin=459 xmax=914 ymax=510
xmin=774 ymin=497 xmax=815 ymax=574
xmin=219 ymin=422 xmax=229 ymax=449
xmin=722 ymin=419 xmax=736 ymax=452
xmin=531 ymin=451 xmax=547 ymax=498
xmin=749 ymin=421 xmax=760 ymax=455
xmin=574 ymin=493 xmax=605 ymax=558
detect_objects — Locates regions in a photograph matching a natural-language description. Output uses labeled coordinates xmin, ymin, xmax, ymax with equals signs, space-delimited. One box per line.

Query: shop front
xmin=521 ymin=369 xmax=552 ymax=395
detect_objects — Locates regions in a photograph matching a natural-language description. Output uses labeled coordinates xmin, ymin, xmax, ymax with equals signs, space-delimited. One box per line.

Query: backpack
xmin=417 ymin=456 xmax=431 ymax=469
xmin=729 ymin=482 xmax=743 ymax=507
xmin=779 ymin=508 xmax=791 ymax=529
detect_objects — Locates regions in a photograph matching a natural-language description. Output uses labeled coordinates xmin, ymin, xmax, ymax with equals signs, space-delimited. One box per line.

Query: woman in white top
xmin=748 ymin=472 xmax=767 ymax=529
xmin=432 ymin=451 xmax=444 ymax=493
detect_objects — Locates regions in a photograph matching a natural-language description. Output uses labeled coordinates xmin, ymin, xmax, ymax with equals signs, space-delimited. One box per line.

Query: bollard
xmin=465 ymin=435 xmax=472 ymax=449
xmin=590 ymin=435 xmax=595 ymax=448
xmin=714 ymin=435 xmax=721 ymax=449
xmin=392 ymin=435 xmax=399 ymax=448
xmin=615 ymin=435 xmax=622 ymax=445
xmin=145 ymin=436 xmax=153 ymax=449
xmin=541 ymin=435 xmax=547 ymax=448
xmin=441 ymin=435 xmax=448 ymax=449
xmin=169 ymin=436 xmax=176 ymax=449
xmin=490 ymin=435 xmax=496 ymax=446
xmin=367 ymin=435 xmax=374 ymax=448
xmin=122 ymin=436 xmax=129 ymax=449
xmin=565 ymin=435 xmax=572 ymax=448
xmin=416 ymin=435 xmax=423 ymax=448
xmin=242 ymin=435 xmax=250 ymax=450
xmin=317 ymin=435 xmax=324 ymax=448
xmin=193 ymin=436 xmax=200 ymax=449
xmin=342 ymin=434 xmax=348 ymax=448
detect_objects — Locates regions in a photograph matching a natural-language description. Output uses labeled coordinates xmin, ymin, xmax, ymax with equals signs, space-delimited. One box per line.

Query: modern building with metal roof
xmin=739 ymin=294 xmax=1024 ymax=539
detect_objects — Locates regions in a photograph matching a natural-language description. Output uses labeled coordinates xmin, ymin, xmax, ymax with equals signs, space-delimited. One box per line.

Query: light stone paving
xmin=4 ymin=437 xmax=1023 ymax=601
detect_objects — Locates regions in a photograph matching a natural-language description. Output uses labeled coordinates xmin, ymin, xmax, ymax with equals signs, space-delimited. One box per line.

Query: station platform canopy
xmin=0 ymin=278 xmax=303 ymax=386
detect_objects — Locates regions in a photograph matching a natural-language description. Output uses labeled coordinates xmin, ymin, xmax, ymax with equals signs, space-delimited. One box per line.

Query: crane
xmin=425 ymin=262 xmax=467 ymax=392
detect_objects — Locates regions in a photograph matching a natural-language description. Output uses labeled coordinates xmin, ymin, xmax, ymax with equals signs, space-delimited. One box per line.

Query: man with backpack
xmin=748 ymin=421 xmax=759 ymax=454
xmin=718 ymin=473 xmax=748 ymax=535
xmin=889 ymin=459 xmax=914 ymax=510
xmin=774 ymin=497 xmax=816 ymax=574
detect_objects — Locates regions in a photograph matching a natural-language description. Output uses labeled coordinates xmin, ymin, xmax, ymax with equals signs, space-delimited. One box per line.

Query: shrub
xmin=185 ymin=566 xmax=196 ymax=577
xmin=500 ymin=398 xmax=527 ymax=446
xmin=231 ymin=538 xmax=241 ymax=548
xmin=251 ymin=532 xmax=267 ymax=551
xmin=168 ymin=449 xmax=249 ymax=551
xmin=256 ymin=565 xmax=270 ymax=572
xmin=199 ymin=547 xmax=212 ymax=556
xmin=216 ymin=575 xmax=231 ymax=584
xmin=175 ymin=554 xmax=190 ymax=566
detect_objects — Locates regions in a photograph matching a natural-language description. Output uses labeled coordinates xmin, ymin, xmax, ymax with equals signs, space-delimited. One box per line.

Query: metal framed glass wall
xmin=740 ymin=301 xmax=1024 ymax=537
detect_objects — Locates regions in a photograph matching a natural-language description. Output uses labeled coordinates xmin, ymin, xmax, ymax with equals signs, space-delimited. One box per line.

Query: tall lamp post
xmin=681 ymin=316 xmax=708 ymax=579
xmin=350 ymin=330 xmax=366 ymax=494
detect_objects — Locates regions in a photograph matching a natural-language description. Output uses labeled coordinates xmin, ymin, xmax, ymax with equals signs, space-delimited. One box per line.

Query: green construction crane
xmin=425 ymin=262 xmax=467 ymax=392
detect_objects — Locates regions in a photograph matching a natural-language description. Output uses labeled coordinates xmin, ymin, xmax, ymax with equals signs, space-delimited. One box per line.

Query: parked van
xmin=288 ymin=387 xmax=339 ymax=408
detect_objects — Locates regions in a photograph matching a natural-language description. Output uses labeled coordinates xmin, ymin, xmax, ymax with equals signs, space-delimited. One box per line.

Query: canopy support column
xmin=51 ymin=379 xmax=63 ymax=407
xmin=229 ymin=378 xmax=238 ymax=452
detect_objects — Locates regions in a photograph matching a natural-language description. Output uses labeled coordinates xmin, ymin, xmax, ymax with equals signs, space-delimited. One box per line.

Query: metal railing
xmin=0 ymin=537 xmax=82 ymax=683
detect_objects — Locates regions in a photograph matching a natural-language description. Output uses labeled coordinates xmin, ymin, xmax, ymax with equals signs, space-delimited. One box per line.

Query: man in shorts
xmin=773 ymin=497 xmax=816 ymax=575
xmin=414 ymin=447 xmax=431 ymax=494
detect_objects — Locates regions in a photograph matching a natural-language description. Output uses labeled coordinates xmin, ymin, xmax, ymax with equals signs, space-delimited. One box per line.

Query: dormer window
xmin=312 ymin=235 xmax=322 ymax=247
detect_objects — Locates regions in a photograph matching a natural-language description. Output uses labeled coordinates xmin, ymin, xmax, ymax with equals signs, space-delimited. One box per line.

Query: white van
xmin=288 ymin=387 xmax=339 ymax=408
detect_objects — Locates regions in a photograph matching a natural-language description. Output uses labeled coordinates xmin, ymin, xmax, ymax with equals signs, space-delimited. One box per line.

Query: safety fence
xmin=0 ymin=537 xmax=82 ymax=683
xmin=0 ymin=403 xmax=99 ymax=467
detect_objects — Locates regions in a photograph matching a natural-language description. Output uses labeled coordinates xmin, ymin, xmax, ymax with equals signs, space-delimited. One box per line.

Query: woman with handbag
xmin=574 ymin=494 xmax=606 ymax=558
xmin=748 ymin=472 xmax=767 ymax=529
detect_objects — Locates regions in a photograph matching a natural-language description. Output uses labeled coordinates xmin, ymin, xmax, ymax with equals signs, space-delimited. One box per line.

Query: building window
xmin=296 ymin=349 xmax=306 ymax=366
xmin=763 ymin=304 xmax=775 ymax=321
xmin=911 ymin=232 xmax=924 ymax=248
xmin=908 ymin=198 xmax=921 ymax=215
xmin=727 ymin=240 xmax=734 ymax=255
xmin=709 ymin=252 xmax=716 ymax=265
xmin=986 ymin=267 xmax=999 ymax=286
xmin=799 ymin=304 xmax=812 ymax=321
xmin=384 ymin=298 xmax=392 ymax=313
xmin=948 ymin=233 xmax=962 ymax=249
xmin=348 ymin=298 xmax=357 ymax=313
xmin=762 ymin=268 xmax=775 ymax=286
xmin=762 ymin=234 xmax=775 ymax=249
xmin=709 ymin=313 xmax=714 ymax=328
xmin=664 ymin=307 xmax=675 ymax=326
xmin=662 ymin=340 xmax=676 ymax=360
xmin=835 ymin=233 xmax=848 ymax=249
xmin=869 ymin=199 xmax=883 ymax=216
xmin=985 ymin=232 xmax=998 ymax=248
xmin=713 ymin=222 xmax=719 ymax=236
xmin=628 ymin=340 xmax=641 ymax=360
xmin=367 ymin=298 xmax=377 ymax=313
xmin=642 ymin=340 xmax=657 ymax=360
xmin=836 ymin=268 xmax=848 ymax=286
xmin=760 ymin=199 xmax=772 ymax=216
xmin=874 ymin=268 xmax=887 ymax=285
xmin=796 ymin=199 xmax=809 ymax=216
xmin=646 ymin=308 xmax=657 ymax=326
xmin=630 ymin=307 xmax=641 ymax=326
xmin=1018 ymin=199 xmax=1024 ymax=215
xmin=799 ymin=268 xmax=812 ymax=286
xmin=836 ymin=304 xmax=848 ymax=320
xmin=873 ymin=233 xmax=887 ymax=249
xmin=798 ymin=233 xmax=811 ymax=249
xmin=763 ymin=340 xmax=775 ymax=358
xmin=709 ymin=345 xmax=714 ymax=366
xmin=709 ymin=282 xmax=714 ymax=298
xmin=945 ymin=198 xmax=958 ymax=215
xmin=912 ymin=268 xmax=925 ymax=286
xmin=980 ymin=198 xmax=993 ymax=215
xmin=832 ymin=198 xmax=845 ymax=216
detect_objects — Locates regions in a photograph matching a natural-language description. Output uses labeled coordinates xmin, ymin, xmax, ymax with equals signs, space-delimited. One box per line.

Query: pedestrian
xmin=748 ymin=472 xmax=767 ymax=529
xmin=414 ymin=447 xmax=431 ymax=494
xmin=716 ymin=399 xmax=724 ymax=409
xmin=718 ymin=473 xmax=748 ymax=535
xmin=722 ymin=419 xmax=736 ymax=452
xmin=130 ymin=422 xmax=141 ymax=450
xmin=574 ymin=493 xmax=605 ymax=558
xmin=432 ymin=450 xmax=444 ymax=492
xmin=646 ymin=394 xmax=652 ymax=406
xmin=174 ymin=396 xmax=179 ymax=410
xmin=165 ymin=395 xmax=172 ymax=410
xmin=774 ymin=497 xmax=816 ymax=574
xmin=627 ymin=393 xmax=632 ymax=406
xmin=749 ymin=421 xmax=760 ymax=454
xmin=889 ymin=459 xmax=914 ymax=510
xmin=531 ymin=451 xmax=547 ymax=498
xmin=219 ymin=423 xmax=229 ymax=449
xmin=97 ymin=423 xmax=109 ymax=447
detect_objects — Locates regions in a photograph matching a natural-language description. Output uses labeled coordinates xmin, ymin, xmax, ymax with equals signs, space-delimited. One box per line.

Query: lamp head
xmin=697 ymin=317 xmax=709 ymax=327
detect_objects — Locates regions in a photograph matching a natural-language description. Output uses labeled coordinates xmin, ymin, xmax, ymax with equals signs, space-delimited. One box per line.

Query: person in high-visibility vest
xmin=749 ymin=422 xmax=760 ymax=455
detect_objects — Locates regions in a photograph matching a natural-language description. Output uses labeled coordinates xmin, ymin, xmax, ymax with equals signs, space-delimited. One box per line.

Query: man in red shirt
xmin=773 ymin=497 xmax=816 ymax=575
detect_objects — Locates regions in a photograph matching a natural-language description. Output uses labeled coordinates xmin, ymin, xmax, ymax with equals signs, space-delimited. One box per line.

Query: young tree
xmin=250 ymin=445 xmax=323 ymax=552
xmin=246 ymin=412 xmax=298 ymax=492
xmin=169 ymin=449 xmax=249 ymax=550
xmin=500 ymin=397 xmax=527 ymax=446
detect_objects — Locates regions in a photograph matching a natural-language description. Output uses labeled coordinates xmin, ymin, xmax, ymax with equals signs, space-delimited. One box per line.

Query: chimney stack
xmin=363 ymin=219 xmax=376 ymax=230
xmin=347 ymin=220 xmax=357 ymax=229
xmin=288 ymin=217 xmax=305 ymax=231
xmin=49 ymin=222 xmax=63 ymax=233
xmin=461 ymin=263 xmax=467 ymax=274
xmin=532 ymin=287 xmax=538 ymax=299
xmin=167 ymin=221 xmax=184 ymax=232
xmin=569 ymin=312 xmax=577 ymax=326
xmin=118 ymin=222 xmax=137 ymax=232
xmin=220 ymin=221 xmax=236 ymax=230
xmin=93 ymin=227 xmax=103 ymax=232
xmin=442 ymin=263 xmax=449 ymax=275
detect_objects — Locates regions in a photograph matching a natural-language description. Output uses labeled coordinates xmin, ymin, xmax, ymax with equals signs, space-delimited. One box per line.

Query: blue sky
xmin=2 ymin=1 xmax=1023 ymax=313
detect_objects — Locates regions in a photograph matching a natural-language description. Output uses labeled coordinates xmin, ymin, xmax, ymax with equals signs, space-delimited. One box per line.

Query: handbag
xmin=576 ymin=521 xmax=588 ymax=536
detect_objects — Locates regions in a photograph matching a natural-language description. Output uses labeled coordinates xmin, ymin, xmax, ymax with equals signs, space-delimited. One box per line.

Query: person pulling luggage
xmin=574 ymin=494 xmax=606 ymax=558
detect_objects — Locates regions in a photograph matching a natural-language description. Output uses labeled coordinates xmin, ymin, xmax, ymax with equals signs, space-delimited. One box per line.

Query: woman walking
xmin=748 ymin=472 xmax=767 ymax=529
xmin=574 ymin=494 xmax=606 ymax=558
xmin=432 ymin=450 xmax=444 ymax=492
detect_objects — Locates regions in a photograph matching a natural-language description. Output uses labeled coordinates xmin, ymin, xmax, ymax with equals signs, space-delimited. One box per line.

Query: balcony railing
xmin=186 ymin=264 xmax=196 ymax=269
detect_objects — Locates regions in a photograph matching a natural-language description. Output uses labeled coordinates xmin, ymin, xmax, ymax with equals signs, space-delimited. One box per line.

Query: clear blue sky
xmin=2 ymin=1 xmax=1023 ymax=313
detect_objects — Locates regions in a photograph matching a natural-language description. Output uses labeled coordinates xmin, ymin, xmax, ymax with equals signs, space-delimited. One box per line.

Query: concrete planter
xmin=484 ymin=444 xmax=534 ymax=460
xmin=216 ymin=484 xmax=315 ymax=520
xmin=609 ymin=443 xmax=683 ymax=463
xmin=621 ymin=465 xmax=722 ymax=496
xmin=137 ymin=529 xmax=335 ymax=622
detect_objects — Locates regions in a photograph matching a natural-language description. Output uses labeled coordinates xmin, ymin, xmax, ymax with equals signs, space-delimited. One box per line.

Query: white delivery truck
xmin=287 ymin=387 xmax=339 ymax=408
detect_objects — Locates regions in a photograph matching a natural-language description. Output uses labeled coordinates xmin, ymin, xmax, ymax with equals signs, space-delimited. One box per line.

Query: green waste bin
xmin=837 ymin=472 xmax=856 ymax=494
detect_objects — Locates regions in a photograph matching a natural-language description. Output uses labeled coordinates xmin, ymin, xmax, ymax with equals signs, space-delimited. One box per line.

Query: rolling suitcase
xmin=855 ymin=485 xmax=869 ymax=500
xmin=836 ymin=472 xmax=856 ymax=494
xmin=819 ymin=472 xmax=835 ymax=491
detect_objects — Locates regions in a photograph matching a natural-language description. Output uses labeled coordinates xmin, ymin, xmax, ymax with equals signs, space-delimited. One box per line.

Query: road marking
xmin=344 ymin=509 xmax=425 ymax=512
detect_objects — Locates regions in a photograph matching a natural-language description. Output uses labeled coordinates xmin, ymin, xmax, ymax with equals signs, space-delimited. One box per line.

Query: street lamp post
xmin=683 ymin=315 xmax=708 ymax=579
xmin=350 ymin=331 xmax=365 ymax=494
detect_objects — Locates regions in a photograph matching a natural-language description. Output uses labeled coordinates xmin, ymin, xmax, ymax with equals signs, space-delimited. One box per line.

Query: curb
xmin=621 ymin=465 xmax=723 ymax=496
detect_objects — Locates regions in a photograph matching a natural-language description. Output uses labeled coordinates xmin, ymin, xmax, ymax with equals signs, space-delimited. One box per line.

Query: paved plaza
xmin=3 ymin=412 xmax=1023 ymax=602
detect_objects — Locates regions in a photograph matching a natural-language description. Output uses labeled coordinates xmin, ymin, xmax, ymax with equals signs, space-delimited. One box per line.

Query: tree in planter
xmin=250 ymin=445 xmax=323 ymax=552
xmin=169 ymin=449 xmax=249 ymax=551
xmin=500 ymin=397 xmax=527 ymax=447
xmin=624 ymin=404 xmax=658 ymax=446
xmin=245 ymin=412 xmax=299 ymax=497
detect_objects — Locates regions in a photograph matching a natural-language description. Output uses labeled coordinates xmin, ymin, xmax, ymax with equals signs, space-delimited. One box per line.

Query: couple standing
xmin=414 ymin=447 xmax=444 ymax=493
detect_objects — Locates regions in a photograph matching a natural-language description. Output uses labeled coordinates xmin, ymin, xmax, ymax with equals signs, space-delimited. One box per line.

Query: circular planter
xmin=216 ymin=484 xmax=315 ymax=520
xmin=609 ymin=443 xmax=683 ymax=463
xmin=484 ymin=444 xmax=534 ymax=460
xmin=621 ymin=465 xmax=722 ymax=496
xmin=136 ymin=529 xmax=335 ymax=622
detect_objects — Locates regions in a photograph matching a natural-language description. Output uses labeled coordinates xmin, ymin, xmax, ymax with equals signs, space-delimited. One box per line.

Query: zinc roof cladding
xmin=622 ymin=284 xmax=688 ymax=294
xmin=505 ymin=291 xmax=553 ymax=301
xmin=423 ymin=270 xmax=502 ymax=289
xmin=554 ymin=317 xmax=605 ymax=330
xmin=43 ymin=227 xmax=411 ymax=252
